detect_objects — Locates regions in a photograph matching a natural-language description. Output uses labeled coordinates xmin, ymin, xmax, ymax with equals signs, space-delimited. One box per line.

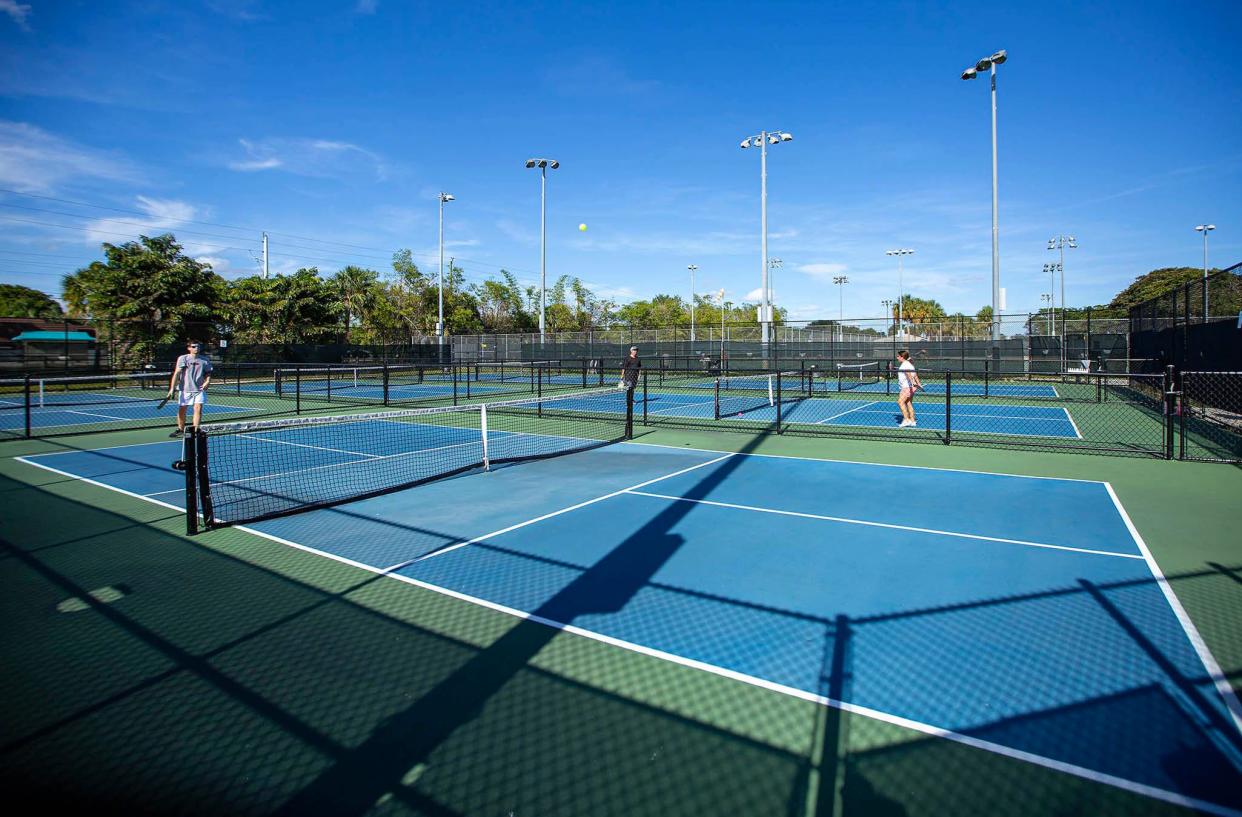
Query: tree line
xmin=0 ymin=235 xmax=1218 ymax=350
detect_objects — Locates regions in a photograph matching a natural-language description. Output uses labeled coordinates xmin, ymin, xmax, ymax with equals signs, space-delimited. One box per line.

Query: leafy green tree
xmin=60 ymin=234 xmax=224 ymax=364
xmin=1109 ymin=267 xmax=1212 ymax=311
xmin=221 ymin=269 xmax=337 ymax=344
xmin=0 ymin=284 xmax=63 ymax=317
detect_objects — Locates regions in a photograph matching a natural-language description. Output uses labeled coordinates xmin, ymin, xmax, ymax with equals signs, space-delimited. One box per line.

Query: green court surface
xmin=2 ymin=421 xmax=1239 ymax=817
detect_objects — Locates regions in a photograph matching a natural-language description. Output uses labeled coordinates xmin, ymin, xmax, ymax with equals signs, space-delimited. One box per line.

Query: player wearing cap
xmin=167 ymin=341 xmax=212 ymax=436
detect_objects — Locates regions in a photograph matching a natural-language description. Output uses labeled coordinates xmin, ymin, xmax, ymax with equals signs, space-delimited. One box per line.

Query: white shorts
xmin=178 ymin=390 xmax=206 ymax=407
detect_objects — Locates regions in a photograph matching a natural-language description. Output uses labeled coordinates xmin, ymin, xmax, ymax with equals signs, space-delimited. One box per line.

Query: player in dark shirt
xmin=621 ymin=346 xmax=641 ymax=391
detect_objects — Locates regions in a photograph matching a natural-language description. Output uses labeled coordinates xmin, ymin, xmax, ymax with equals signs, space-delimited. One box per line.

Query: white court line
xmin=398 ymin=452 xmax=736 ymax=569
xmin=1065 ymin=407 xmax=1084 ymax=439
xmin=626 ymin=490 xmax=1142 ymax=560
xmin=235 ymin=432 xmax=384 ymax=459
xmin=1105 ymin=482 xmax=1242 ymax=738
xmin=12 ymin=450 xmax=1237 ymax=816
xmin=814 ymin=401 xmax=882 ymax=424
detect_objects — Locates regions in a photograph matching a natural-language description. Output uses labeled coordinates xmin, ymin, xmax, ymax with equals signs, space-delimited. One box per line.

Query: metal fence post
xmin=24 ymin=374 xmax=32 ymax=438
xmin=944 ymin=371 xmax=952 ymax=445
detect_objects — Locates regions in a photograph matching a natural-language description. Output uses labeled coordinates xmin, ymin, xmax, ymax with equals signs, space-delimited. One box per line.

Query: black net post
xmin=383 ymin=363 xmax=390 ymax=406
xmin=582 ymin=359 xmax=588 ymax=389
xmin=295 ymin=367 xmax=301 ymax=414
xmin=326 ymin=366 xmax=333 ymax=402
xmin=463 ymin=365 xmax=471 ymax=399
xmin=714 ymin=378 xmax=721 ymax=421
xmin=184 ymin=430 xmax=198 ymax=536
xmin=1179 ymin=384 xmax=1186 ymax=460
xmin=944 ymin=371 xmax=952 ymax=445
xmin=195 ymin=429 xmax=213 ymax=527
xmin=642 ymin=369 xmax=649 ymax=426
xmin=452 ymin=364 xmax=458 ymax=405
xmin=625 ymin=385 xmax=634 ymax=439
xmin=23 ymin=374 xmax=32 ymax=438
xmin=775 ymin=370 xmax=783 ymax=434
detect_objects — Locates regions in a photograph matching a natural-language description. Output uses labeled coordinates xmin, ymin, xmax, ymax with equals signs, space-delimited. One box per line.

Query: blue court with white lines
xmin=16 ymin=436 xmax=1241 ymax=814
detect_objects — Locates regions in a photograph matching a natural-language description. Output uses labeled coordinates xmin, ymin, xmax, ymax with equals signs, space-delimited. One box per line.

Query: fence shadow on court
xmin=1 ymin=465 xmax=1240 ymax=816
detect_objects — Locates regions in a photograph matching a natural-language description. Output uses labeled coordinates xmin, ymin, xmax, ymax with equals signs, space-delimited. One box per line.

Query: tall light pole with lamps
xmin=687 ymin=264 xmax=698 ymax=343
xmin=885 ymin=248 xmax=914 ymax=339
xmin=1040 ymin=293 xmax=1053 ymax=335
xmin=881 ymin=299 xmax=895 ymax=337
xmin=524 ymin=158 xmax=559 ymax=344
xmin=961 ymin=50 xmax=1007 ymax=342
xmin=767 ymin=257 xmax=783 ymax=341
xmin=437 ymin=192 xmax=455 ymax=345
xmin=739 ymin=130 xmax=793 ymax=349
xmin=1195 ymin=224 xmax=1215 ymax=318
xmin=833 ymin=275 xmax=848 ymax=343
xmin=1047 ymin=235 xmax=1075 ymax=368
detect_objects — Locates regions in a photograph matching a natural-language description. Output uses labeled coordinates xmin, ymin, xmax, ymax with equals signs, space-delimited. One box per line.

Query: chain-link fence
xmin=1179 ymin=371 xmax=1242 ymax=463
xmin=0 ymin=362 xmax=606 ymax=440
xmin=1129 ymin=262 xmax=1242 ymax=372
xmin=633 ymin=367 xmax=1174 ymax=458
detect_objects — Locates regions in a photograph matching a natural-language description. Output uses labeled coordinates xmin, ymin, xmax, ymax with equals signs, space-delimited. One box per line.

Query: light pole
xmin=767 ymin=257 xmax=782 ymax=341
xmin=716 ymin=289 xmax=727 ymax=365
xmin=881 ymin=299 xmax=894 ymax=337
xmin=961 ymin=49 xmax=1007 ymax=342
xmin=1047 ymin=235 xmax=1075 ymax=368
xmin=524 ymin=158 xmax=560 ymax=344
xmin=1041 ymin=263 xmax=1059 ymax=334
xmin=885 ymin=249 xmax=914 ymax=339
xmin=833 ymin=275 xmax=848 ymax=343
xmin=739 ymin=130 xmax=793 ymax=349
xmin=1040 ymin=293 xmax=1053 ymax=335
xmin=437 ymin=192 xmax=455 ymax=345
xmin=687 ymin=264 xmax=698 ymax=344
xmin=1195 ymin=224 xmax=1215 ymax=318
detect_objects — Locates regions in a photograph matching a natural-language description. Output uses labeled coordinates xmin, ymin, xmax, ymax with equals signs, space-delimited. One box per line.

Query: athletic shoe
xmin=898 ymin=420 xmax=911 ymax=427
xmin=169 ymin=428 xmax=183 ymax=437
xmin=909 ymin=421 xmax=917 ymax=427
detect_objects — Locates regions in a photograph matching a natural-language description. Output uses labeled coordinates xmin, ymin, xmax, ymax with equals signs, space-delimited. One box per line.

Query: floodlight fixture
xmin=961 ymin=67 xmax=978 ymax=80
xmin=976 ymin=58 xmax=992 ymax=72
xmin=1195 ymin=224 xmax=1215 ymax=233
xmin=991 ymin=50 xmax=1007 ymax=64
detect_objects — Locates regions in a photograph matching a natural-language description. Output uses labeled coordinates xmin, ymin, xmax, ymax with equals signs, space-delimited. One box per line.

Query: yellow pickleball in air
xmin=578 ymin=223 xmax=587 ymax=232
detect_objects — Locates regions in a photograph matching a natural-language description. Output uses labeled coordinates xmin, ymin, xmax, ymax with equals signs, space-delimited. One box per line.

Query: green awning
xmin=10 ymin=331 xmax=96 ymax=342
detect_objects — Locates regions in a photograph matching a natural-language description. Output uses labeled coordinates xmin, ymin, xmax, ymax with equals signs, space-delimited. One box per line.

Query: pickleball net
xmin=835 ymin=361 xmax=884 ymax=391
xmin=184 ymin=386 xmax=634 ymax=530
xmin=713 ymin=371 xmax=806 ymax=419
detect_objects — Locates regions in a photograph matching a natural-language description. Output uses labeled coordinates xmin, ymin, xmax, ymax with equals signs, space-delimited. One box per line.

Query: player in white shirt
xmin=895 ymin=350 xmax=922 ymax=427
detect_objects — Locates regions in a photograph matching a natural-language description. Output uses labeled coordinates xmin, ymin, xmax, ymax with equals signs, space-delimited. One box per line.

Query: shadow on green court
xmin=1 ymin=456 xmax=1238 ymax=816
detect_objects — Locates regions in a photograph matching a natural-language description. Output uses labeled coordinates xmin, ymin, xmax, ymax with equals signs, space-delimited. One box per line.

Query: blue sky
xmin=1 ymin=0 xmax=1239 ymax=323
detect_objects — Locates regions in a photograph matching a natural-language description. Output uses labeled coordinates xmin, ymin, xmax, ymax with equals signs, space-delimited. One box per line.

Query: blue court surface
xmin=16 ymin=439 xmax=1241 ymax=814
xmin=554 ymin=389 xmax=1081 ymax=439
xmin=0 ymin=393 xmax=257 ymax=432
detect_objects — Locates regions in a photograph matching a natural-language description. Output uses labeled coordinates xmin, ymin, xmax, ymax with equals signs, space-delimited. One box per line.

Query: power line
xmin=0 ymin=187 xmax=543 ymax=277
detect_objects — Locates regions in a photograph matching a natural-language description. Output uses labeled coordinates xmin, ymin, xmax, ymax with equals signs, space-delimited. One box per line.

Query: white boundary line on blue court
xmin=1064 ymin=407 xmax=1084 ymax=439
xmin=625 ymin=490 xmax=1143 ymax=560
xmin=397 ymin=452 xmax=736 ymax=568
xmin=10 ymin=447 xmax=1239 ymax=816
xmin=1104 ymin=482 xmax=1242 ymax=738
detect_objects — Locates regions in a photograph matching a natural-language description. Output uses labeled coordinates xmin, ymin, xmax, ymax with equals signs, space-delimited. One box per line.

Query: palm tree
xmin=331 ymin=266 xmax=379 ymax=343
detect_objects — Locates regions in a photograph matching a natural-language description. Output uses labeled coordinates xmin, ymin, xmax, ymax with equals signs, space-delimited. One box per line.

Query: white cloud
xmin=83 ymin=196 xmax=199 ymax=245
xmin=195 ymin=256 xmax=232 ymax=274
xmin=744 ymin=288 xmax=764 ymax=301
xmin=226 ymin=137 xmax=389 ymax=181
xmin=0 ymin=121 xmax=141 ymax=192
xmin=797 ymin=262 xmax=848 ymax=280
xmin=0 ymin=0 xmax=31 ymax=30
